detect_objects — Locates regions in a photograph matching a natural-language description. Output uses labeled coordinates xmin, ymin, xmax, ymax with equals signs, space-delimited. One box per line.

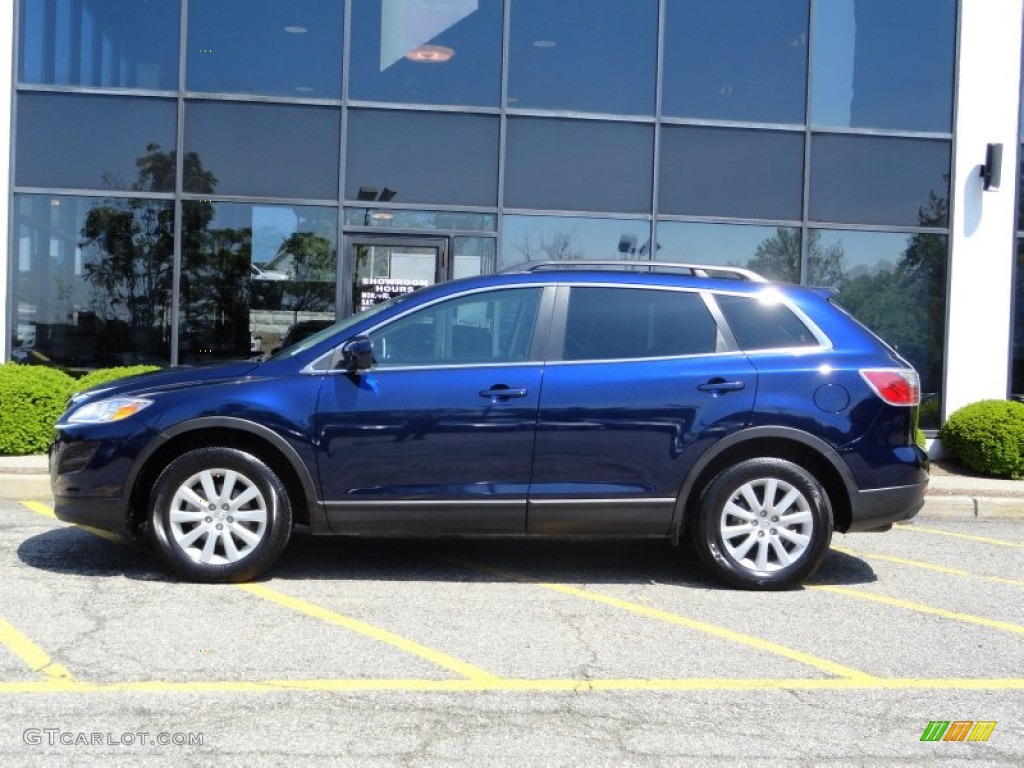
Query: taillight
xmin=860 ymin=369 xmax=920 ymax=406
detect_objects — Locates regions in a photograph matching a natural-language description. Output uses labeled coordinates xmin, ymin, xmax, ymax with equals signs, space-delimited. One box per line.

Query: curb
xmin=913 ymin=495 xmax=1024 ymax=521
xmin=0 ymin=474 xmax=52 ymax=501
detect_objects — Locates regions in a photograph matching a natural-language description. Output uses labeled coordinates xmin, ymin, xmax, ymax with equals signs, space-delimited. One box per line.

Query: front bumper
xmin=52 ymin=496 xmax=130 ymax=534
xmin=49 ymin=428 xmax=148 ymax=535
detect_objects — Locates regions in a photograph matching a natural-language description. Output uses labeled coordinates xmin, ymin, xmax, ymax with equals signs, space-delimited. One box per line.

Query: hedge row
xmin=0 ymin=363 xmax=160 ymax=456
xmin=940 ymin=399 xmax=1024 ymax=480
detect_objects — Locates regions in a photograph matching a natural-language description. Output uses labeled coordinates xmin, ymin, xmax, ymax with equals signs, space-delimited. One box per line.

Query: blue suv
xmin=50 ymin=263 xmax=928 ymax=589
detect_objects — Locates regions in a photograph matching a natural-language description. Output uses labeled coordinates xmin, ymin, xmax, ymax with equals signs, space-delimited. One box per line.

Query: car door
xmin=315 ymin=285 xmax=551 ymax=534
xmin=528 ymin=284 xmax=757 ymax=535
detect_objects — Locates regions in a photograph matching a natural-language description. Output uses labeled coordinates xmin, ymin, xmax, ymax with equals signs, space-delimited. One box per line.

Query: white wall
xmin=945 ymin=0 xmax=1024 ymax=419
xmin=0 ymin=2 xmax=12 ymax=360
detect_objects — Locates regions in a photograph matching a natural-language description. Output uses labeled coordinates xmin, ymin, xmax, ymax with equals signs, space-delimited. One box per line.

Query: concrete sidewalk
xmin=1 ymin=453 xmax=1021 ymax=519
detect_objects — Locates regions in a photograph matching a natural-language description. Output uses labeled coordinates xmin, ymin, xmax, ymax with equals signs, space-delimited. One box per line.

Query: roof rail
xmin=518 ymin=260 xmax=768 ymax=282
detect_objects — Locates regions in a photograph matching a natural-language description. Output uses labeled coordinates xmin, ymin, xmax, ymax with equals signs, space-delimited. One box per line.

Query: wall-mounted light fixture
xmin=980 ymin=142 xmax=1003 ymax=191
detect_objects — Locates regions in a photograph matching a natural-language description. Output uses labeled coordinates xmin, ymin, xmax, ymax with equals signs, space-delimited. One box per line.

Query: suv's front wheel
xmin=693 ymin=458 xmax=832 ymax=589
xmin=149 ymin=447 xmax=293 ymax=583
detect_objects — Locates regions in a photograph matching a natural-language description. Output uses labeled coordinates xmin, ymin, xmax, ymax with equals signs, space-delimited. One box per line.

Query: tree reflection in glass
xmin=181 ymin=203 xmax=337 ymax=362
xmin=809 ymin=195 xmax=948 ymax=428
xmin=12 ymin=143 xmax=204 ymax=370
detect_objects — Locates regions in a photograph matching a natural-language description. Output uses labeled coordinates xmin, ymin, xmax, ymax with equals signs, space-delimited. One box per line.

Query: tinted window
xmin=809 ymin=135 xmax=950 ymax=227
xmin=346 ymin=110 xmax=498 ymax=207
xmin=1013 ymin=239 xmax=1024 ymax=399
xmin=349 ymin=0 xmax=501 ymax=107
xmin=508 ymin=0 xmax=657 ymax=115
xmin=16 ymin=93 xmax=177 ymax=192
xmin=715 ymin=293 xmax=818 ymax=350
xmin=19 ymin=0 xmax=179 ymax=89
xmin=811 ymin=0 xmax=955 ymax=132
xmin=180 ymin=202 xmax=338 ymax=363
xmin=505 ymin=118 xmax=654 ymax=213
xmin=663 ymin=0 xmax=808 ymax=123
xmin=657 ymin=223 xmax=801 ymax=283
xmin=500 ymin=215 xmax=652 ymax=270
xmin=13 ymin=194 xmax=173 ymax=369
xmin=186 ymin=0 xmax=342 ymax=98
xmin=371 ymin=288 xmax=542 ymax=367
xmin=345 ymin=209 xmax=496 ymax=232
xmin=659 ymin=127 xmax=804 ymax=220
xmin=564 ymin=288 xmax=718 ymax=361
xmin=184 ymin=101 xmax=340 ymax=199
xmin=454 ymin=237 xmax=497 ymax=278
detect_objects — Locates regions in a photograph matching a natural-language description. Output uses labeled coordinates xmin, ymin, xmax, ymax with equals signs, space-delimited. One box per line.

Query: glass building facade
xmin=3 ymin=0 xmax=1020 ymax=433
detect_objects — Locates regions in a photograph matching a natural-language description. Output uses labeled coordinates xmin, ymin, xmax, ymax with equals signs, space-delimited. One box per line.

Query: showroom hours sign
xmin=357 ymin=277 xmax=430 ymax=311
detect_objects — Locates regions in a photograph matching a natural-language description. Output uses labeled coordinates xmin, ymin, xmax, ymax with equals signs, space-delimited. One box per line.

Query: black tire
xmin=149 ymin=447 xmax=292 ymax=583
xmin=692 ymin=458 xmax=832 ymax=590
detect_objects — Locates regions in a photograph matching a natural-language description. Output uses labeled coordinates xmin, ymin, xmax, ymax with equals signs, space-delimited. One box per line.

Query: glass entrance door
xmin=348 ymin=237 xmax=448 ymax=314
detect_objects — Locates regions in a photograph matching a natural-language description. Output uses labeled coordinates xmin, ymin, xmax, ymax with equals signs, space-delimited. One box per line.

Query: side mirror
xmin=333 ymin=335 xmax=373 ymax=373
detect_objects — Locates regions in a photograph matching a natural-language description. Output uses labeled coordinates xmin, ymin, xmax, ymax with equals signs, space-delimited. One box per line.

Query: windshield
xmin=270 ymin=294 xmax=414 ymax=360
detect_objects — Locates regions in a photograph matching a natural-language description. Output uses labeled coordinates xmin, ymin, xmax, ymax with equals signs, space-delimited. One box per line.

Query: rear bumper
xmin=846 ymin=480 xmax=928 ymax=532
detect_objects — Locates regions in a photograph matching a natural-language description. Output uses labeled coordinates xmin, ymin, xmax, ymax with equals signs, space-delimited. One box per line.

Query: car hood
xmin=71 ymin=360 xmax=265 ymax=404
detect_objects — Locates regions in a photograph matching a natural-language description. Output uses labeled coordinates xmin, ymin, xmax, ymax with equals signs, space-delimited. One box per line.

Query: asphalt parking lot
xmin=0 ymin=496 xmax=1021 ymax=767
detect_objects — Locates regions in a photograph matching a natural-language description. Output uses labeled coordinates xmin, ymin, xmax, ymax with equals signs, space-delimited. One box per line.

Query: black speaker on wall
xmin=981 ymin=142 xmax=1003 ymax=191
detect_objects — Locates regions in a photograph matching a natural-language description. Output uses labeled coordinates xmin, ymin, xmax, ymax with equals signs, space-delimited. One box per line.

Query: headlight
xmin=67 ymin=398 xmax=153 ymax=424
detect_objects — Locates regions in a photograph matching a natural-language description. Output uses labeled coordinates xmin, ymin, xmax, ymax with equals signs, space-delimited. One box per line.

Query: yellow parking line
xmin=12 ymin=501 xmax=1019 ymax=694
xmin=20 ymin=501 xmax=127 ymax=545
xmin=443 ymin=558 xmax=876 ymax=682
xmin=1 ymin=676 xmax=1023 ymax=696
xmin=898 ymin=525 xmax=1024 ymax=548
xmin=810 ymin=585 xmax=1024 ymax=635
xmin=20 ymin=502 xmax=499 ymax=683
xmin=236 ymin=583 xmax=500 ymax=682
xmin=830 ymin=546 xmax=1024 ymax=587
xmin=0 ymin=616 xmax=74 ymax=682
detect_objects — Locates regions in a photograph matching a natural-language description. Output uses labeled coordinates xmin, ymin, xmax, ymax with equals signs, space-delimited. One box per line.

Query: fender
xmin=126 ymin=416 xmax=328 ymax=534
xmin=669 ymin=426 xmax=858 ymax=541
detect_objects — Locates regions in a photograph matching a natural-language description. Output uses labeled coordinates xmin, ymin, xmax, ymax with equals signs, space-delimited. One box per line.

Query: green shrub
xmin=73 ymin=365 xmax=162 ymax=394
xmin=0 ymin=363 xmax=75 ymax=455
xmin=0 ymin=364 xmax=163 ymax=456
xmin=940 ymin=399 xmax=1024 ymax=479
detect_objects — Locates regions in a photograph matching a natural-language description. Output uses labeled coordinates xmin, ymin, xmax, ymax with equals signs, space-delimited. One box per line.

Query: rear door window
xmin=715 ymin=293 xmax=820 ymax=350
xmin=563 ymin=287 xmax=718 ymax=360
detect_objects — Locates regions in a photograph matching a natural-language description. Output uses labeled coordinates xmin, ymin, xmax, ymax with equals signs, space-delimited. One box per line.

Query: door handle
xmin=698 ymin=378 xmax=746 ymax=394
xmin=479 ymin=386 xmax=528 ymax=401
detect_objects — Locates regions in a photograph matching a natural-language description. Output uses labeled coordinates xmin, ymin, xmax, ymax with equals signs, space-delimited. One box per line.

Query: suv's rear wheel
xmin=693 ymin=458 xmax=832 ymax=590
xmin=149 ymin=447 xmax=292 ymax=583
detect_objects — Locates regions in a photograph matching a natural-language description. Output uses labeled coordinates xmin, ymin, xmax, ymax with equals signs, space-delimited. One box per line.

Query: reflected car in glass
xmin=50 ymin=263 xmax=928 ymax=589
xmin=250 ymin=263 xmax=290 ymax=281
